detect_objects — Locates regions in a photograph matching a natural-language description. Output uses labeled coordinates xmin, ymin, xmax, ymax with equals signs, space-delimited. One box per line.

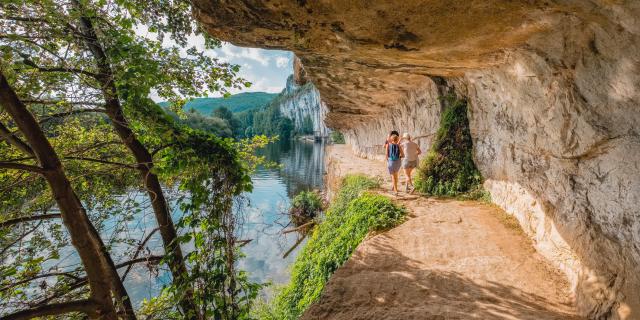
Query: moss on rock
xmin=414 ymin=95 xmax=482 ymax=197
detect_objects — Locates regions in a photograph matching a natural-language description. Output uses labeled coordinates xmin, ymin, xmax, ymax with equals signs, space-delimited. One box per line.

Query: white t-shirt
xmin=401 ymin=141 xmax=419 ymax=161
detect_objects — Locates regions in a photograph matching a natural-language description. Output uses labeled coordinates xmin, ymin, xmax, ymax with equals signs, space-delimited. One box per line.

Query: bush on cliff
xmin=414 ymin=95 xmax=483 ymax=197
xmin=290 ymin=190 xmax=323 ymax=224
xmin=330 ymin=131 xmax=345 ymax=144
xmin=253 ymin=174 xmax=405 ymax=319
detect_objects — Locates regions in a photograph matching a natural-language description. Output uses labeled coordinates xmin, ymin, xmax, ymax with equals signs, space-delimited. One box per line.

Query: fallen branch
xmin=282 ymin=220 xmax=315 ymax=234
xmin=283 ymin=235 xmax=307 ymax=259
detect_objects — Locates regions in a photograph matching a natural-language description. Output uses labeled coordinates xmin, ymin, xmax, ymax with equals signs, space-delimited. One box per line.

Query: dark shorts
xmin=388 ymin=159 xmax=401 ymax=174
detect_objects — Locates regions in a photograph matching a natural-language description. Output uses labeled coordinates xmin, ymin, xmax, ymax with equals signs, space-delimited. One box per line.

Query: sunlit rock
xmin=193 ymin=1 xmax=640 ymax=318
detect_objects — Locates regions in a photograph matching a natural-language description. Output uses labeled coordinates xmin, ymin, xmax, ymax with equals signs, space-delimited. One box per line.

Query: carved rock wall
xmin=193 ymin=1 xmax=640 ymax=318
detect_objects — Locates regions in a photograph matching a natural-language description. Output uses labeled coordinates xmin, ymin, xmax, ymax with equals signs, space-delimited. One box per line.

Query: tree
xmin=301 ymin=114 xmax=314 ymax=135
xmin=213 ymin=106 xmax=242 ymax=137
xmin=169 ymin=111 xmax=234 ymax=137
xmin=1 ymin=0 xmax=261 ymax=318
xmin=0 ymin=70 xmax=129 ymax=319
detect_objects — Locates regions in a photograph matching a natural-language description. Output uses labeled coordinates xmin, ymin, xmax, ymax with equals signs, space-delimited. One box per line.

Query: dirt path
xmin=302 ymin=145 xmax=580 ymax=320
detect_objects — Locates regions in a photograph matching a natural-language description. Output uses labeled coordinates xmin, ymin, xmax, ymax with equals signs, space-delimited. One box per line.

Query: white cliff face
xmin=343 ymin=81 xmax=442 ymax=160
xmin=277 ymin=75 xmax=330 ymax=137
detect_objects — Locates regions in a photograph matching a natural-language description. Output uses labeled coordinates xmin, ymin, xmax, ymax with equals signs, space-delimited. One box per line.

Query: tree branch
xmin=0 ymin=16 xmax=48 ymax=23
xmin=0 ymin=213 xmax=61 ymax=228
xmin=0 ymin=121 xmax=34 ymax=156
xmin=23 ymin=99 xmax=104 ymax=106
xmin=0 ymin=221 xmax=42 ymax=257
xmin=121 ymin=228 xmax=160 ymax=281
xmin=33 ymin=254 xmax=164 ymax=307
xmin=0 ymin=299 xmax=98 ymax=320
xmin=20 ymin=55 xmax=99 ymax=79
xmin=62 ymin=156 xmax=137 ymax=169
xmin=38 ymin=108 xmax=107 ymax=124
xmin=114 ymin=255 xmax=163 ymax=270
xmin=0 ymin=271 xmax=81 ymax=293
xmin=0 ymin=161 xmax=44 ymax=173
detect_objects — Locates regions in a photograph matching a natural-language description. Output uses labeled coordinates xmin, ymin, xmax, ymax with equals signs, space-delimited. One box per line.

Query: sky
xmin=216 ymin=43 xmax=293 ymax=95
xmin=135 ymin=25 xmax=293 ymax=100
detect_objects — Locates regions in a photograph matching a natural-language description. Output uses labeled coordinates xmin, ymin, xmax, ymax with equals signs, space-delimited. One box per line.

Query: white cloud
xmin=239 ymin=47 xmax=270 ymax=66
xmin=217 ymin=44 xmax=270 ymax=66
xmin=275 ymin=56 xmax=290 ymax=68
xmin=248 ymin=78 xmax=284 ymax=93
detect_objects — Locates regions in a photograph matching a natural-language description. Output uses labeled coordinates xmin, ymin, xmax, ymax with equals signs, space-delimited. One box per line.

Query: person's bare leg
xmin=406 ymin=168 xmax=414 ymax=186
xmin=404 ymin=168 xmax=412 ymax=189
xmin=392 ymin=172 xmax=399 ymax=193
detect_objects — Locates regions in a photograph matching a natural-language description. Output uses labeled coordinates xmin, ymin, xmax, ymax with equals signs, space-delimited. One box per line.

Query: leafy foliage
xmin=0 ymin=0 xmax=264 ymax=318
xmin=414 ymin=95 xmax=483 ymax=196
xmin=236 ymin=102 xmax=294 ymax=140
xmin=290 ymin=191 xmax=323 ymax=221
xmin=330 ymin=131 xmax=345 ymax=144
xmin=254 ymin=174 xmax=405 ymax=319
xmin=167 ymin=109 xmax=234 ymax=137
xmin=300 ymin=115 xmax=314 ymax=135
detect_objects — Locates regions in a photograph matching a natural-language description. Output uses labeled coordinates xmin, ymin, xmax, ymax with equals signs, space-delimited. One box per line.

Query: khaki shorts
xmin=402 ymin=159 xmax=418 ymax=169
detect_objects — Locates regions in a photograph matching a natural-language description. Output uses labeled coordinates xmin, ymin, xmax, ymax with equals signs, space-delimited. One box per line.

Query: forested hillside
xmin=159 ymin=92 xmax=277 ymax=115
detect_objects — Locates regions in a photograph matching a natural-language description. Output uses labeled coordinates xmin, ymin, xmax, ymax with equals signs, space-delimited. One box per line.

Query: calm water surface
xmin=124 ymin=139 xmax=326 ymax=304
xmin=237 ymin=139 xmax=326 ymax=286
xmin=35 ymin=140 xmax=325 ymax=306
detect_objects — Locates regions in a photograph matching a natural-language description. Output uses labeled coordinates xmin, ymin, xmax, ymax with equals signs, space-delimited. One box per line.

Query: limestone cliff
xmin=193 ymin=1 xmax=640 ymax=319
xmin=276 ymin=74 xmax=330 ymax=137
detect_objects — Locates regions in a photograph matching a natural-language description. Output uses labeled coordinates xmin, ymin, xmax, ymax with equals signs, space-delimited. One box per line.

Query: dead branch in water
xmin=283 ymin=235 xmax=307 ymax=259
xmin=282 ymin=220 xmax=315 ymax=234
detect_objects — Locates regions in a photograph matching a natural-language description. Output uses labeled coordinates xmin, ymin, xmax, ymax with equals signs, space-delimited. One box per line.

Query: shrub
xmin=414 ymin=95 xmax=482 ymax=197
xmin=253 ymin=174 xmax=404 ymax=319
xmin=330 ymin=131 xmax=345 ymax=144
xmin=290 ymin=191 xmax=323 ymax=222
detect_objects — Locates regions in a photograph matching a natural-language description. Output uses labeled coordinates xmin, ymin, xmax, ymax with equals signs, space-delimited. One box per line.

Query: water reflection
xmin=38 ymin=140 xmax=326 ymax=306
xmin=237 ymin=139 xmax=325 ymax=289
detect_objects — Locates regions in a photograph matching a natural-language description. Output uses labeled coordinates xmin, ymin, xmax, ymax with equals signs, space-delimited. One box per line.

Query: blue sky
xmin=135 ymin=25 xmax=293 ymax=99
xmin=214 ymin=43 xmax=293 ymax=96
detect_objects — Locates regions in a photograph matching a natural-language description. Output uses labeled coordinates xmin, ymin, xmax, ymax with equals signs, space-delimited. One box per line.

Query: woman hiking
xmin=385 ymin=131 xmax=404 ymax=195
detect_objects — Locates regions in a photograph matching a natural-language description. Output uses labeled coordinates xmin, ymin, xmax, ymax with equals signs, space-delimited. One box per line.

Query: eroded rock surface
xmin=193 ymin=1 xmax=640 ymax=318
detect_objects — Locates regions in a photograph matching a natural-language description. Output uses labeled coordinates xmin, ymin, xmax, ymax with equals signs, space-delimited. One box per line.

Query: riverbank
xmin=301 ymin=145 xmax=581 ymax=319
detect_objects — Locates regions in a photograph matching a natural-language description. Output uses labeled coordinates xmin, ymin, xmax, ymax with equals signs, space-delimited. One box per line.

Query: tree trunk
xmin=0 ymin=71 xmax=119 ymax=319
xmin=71 ymin=3 xmax=199 ymax=318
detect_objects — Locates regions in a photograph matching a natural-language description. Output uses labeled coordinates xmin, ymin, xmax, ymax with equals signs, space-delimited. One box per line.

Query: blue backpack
xmin=389 ymin=143 xmax=400 ymax=161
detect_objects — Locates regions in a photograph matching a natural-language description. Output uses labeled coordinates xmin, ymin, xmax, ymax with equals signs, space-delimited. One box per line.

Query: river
xmin=122 ymin=139 xmax=326 ymax=304
xmin=237 ymin=139 xmax=326 ymax=287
